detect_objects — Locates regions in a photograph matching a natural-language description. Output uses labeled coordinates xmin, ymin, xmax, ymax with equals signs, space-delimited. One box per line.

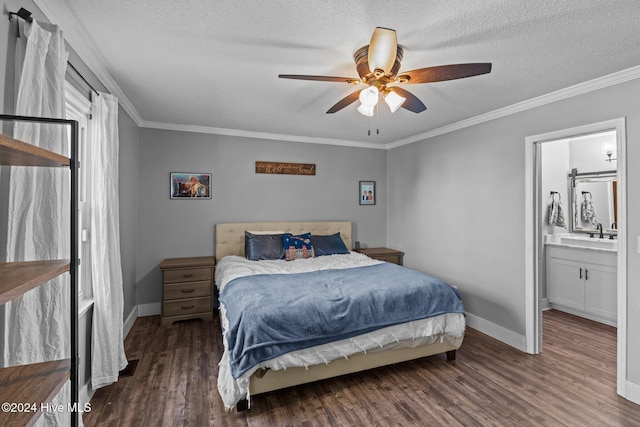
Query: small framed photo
xmin=359 ymin=181 xmax=376 ymax=205
xmin=170 ymin=172 xmax=211 ymax=199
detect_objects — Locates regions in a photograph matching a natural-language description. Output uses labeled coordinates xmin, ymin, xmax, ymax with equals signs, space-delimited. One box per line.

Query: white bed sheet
xmin=215 ymin=253 xmax=465 ymax=409
xmin=215 ymin=252 xmax=383 ymax=292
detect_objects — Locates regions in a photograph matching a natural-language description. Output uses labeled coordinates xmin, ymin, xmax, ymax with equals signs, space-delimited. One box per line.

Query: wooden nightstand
xmin=160 ymin=256 xmax=215 ymax=326
xmin=355 ymin=247 xmax=404 ymax=266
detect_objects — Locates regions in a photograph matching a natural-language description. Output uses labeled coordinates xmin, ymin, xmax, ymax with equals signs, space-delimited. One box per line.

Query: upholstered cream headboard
xmin=215 ymin=221 xmax=352 ymax=259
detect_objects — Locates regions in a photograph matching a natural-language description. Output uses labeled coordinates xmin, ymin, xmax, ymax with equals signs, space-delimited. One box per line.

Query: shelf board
xmin=0 ymin=134 xmax=69 ymax=167
xmin=0 ymin=359 xmax=70 ymax=427
xmin=0 ymin=260 xmax=70 ymax=305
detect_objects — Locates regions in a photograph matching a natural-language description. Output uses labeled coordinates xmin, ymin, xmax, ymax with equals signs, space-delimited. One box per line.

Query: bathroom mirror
xmin=570 ymin=171 xmax=617 ymax=235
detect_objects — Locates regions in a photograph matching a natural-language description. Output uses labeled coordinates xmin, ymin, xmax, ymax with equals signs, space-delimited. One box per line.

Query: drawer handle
xmin=181 ymin=289 xmax=195 ymax=293
xmin=181 ymin=305 xmax=195 ymax=310
xmin=182 ymin=273 xmax=194 ymax=278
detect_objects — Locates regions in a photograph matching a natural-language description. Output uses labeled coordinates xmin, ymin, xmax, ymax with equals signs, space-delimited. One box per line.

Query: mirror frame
xmin=569 ymin=168 xmax=617 ymax=236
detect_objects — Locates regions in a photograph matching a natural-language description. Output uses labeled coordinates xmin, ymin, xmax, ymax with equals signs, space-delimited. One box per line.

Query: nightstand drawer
xmin=163 ymin=281 xmax=211 ymax=301
xmin=164 ymin=267 xmax=212 ymax=284
xmin=163 ymin=297 xmax=212 ymax=317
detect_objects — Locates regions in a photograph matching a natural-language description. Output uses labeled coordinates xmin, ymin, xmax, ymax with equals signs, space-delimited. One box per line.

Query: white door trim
xmin=524 ymin=118 xmax=628 ymax=399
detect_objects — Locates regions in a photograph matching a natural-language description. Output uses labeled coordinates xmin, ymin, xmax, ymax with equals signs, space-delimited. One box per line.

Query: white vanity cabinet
xmin=546 ymin=245 xmax=617 ymax=326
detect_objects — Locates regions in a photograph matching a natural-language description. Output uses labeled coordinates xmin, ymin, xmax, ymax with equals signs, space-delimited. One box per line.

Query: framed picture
xmin=359 ymin=181 xmax=376 ymax=205
xmin=170 ymin=172 xmax=211 ymax=199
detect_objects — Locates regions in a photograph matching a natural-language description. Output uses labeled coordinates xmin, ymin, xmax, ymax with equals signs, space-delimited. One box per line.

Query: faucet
xmin=597 ymin=223 xmax=604 ymax=239
xmin=610 ymin=222 xmax=618 ymax=240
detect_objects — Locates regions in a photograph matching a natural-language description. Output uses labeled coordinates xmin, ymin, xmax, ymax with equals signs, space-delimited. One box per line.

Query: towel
xmin=581 ymin=197 xmax=599 ymax=226
xmin=548 ymin=200 xmax=566 ymax=228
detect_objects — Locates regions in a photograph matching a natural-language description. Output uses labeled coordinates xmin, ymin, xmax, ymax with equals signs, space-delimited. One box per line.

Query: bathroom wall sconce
xmin=604 ymin=144 xmax=617 ymax=163
xmin=605 ymin=150 xmax=617 ymax=163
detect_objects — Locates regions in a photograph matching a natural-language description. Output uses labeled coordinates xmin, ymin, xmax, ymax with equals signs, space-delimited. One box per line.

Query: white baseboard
xmin=137 ymin=302 xmax=161 ymax=317
xmin=623 ymin=379 xmax=640 ymax=405
xmin=123 ymin=306 xmax=138 ymax=338
xmin=465 ymin=312 xmax=527 ymax=352
xmin=548 ymin=304 xmax=617 ymax=327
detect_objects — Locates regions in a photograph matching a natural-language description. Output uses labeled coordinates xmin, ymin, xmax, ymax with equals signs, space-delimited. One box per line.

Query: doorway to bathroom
xmin=524 ymin=118 xmax=628 ymax=398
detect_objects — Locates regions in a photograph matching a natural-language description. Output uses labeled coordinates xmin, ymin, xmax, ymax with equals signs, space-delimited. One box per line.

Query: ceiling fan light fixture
xmin=279 ymin=27 xmax=492 ymax=116
xmin=368 ymin=27 xmax=397 ymax=75
xmin=384 ymin=90 xmax=405 ymax=113
xmin=359 ymin=86 xmax=379 ymax=107
xmin=357 ymin=103 xmax=375 ymax=117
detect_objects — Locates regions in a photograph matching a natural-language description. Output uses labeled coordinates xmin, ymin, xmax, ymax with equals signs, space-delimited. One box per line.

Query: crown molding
xmin=385 ymin=64 xmax=640 ymax=149
xmin=34 ymin=0 xmax=143 ymax=125
xmin=139 ymin=121 xmax=387 ymax=149
xmin=34 ymin=0 xmax=640 ymax=151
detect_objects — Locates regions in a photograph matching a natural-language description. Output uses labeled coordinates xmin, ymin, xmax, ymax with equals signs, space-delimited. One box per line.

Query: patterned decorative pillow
xmin=282 ymin=232 xmax=314 ymax=261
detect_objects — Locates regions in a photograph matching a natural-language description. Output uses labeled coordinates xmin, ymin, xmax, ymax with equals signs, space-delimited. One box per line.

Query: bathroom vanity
xmin=545 ymin=235 xmax=617 ymax=326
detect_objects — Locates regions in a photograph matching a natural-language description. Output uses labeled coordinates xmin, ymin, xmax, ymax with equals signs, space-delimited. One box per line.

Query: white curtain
xmin=89 ymin=92 xmax=128 ymax=389
xmin=3 ymin=19 xmax=72 ymax=426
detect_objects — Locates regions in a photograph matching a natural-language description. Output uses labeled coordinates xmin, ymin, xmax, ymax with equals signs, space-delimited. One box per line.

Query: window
xmin=65 ymin=82 xmax=93 ymax=303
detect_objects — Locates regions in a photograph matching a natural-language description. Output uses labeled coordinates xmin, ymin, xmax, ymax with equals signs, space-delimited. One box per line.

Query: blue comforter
xmin=220 ymin=262 xmax=464 ymax=379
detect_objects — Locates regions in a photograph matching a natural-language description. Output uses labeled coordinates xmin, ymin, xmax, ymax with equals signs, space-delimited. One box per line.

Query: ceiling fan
xmin=279 ymin=27 xmax=492 ymax=116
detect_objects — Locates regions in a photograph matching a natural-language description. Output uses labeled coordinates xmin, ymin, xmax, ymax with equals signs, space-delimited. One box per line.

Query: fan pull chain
xmin=366 ymin=104 xmax=380 ymax=136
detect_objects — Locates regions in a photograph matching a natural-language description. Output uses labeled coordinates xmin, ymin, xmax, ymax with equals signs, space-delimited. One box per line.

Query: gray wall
xmin=387 ymin=78 xmax=640 ymax=385
xmin=118 ymin=108 xmax=140 ymax=319
xmin=135 ymin=128 xmax=387 ymax=306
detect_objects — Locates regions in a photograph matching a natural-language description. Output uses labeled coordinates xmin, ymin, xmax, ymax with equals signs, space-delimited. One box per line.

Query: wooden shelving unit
xmin=0 ymin=359 xmax=71 ymax=427
xmin=0 ymin=133 xmax=70 ymax=167
xmin=0 ymin=114 xmax=79 ymax=427
xmin=0 ymin=260 xmax=70 ymax=305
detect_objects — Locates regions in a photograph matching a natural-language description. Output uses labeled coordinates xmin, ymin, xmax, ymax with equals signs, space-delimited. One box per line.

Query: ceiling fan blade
xmin=398 ymin=63 xmax=492 ymax=84
xmin=368 ymin=27 xmax=397 ymax=75
xmin=388 ymin=87 xmax=427 ymax=113
xmin=279 ymin=74 xmax=358 ymax=83
xmin=326 ymin=90 xmax=361 ymax=114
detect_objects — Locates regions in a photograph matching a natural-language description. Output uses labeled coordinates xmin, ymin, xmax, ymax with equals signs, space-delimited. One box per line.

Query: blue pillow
xmin=245 ymin=231 xmax=285 ymax=260
xmin=311 ymin=233 xmax=350 ymax=256
xmin=282 ymin=232 xmax=314 ymax=260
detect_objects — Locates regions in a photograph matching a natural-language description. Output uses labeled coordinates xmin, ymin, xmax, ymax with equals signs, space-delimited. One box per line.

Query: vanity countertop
xmin=545 ymin=234 xmax=617 ymax=253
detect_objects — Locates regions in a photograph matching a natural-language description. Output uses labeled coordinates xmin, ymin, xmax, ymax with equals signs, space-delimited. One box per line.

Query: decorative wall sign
xmin=359 ymin=181 xmax=376 ymax=205
xmin=255 ymin=161 xmax=316 ymax=176
xmin=170 ymin=172 xmax=211 ymax=199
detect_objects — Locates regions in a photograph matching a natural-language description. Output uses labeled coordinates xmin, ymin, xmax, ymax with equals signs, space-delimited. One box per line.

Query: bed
xmin=215 ymin=221 xmax=465 ymax=410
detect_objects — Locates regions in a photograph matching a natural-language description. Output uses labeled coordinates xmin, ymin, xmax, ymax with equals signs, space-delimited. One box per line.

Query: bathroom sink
xmin=559 ymin=235 xmax=617 ymax=250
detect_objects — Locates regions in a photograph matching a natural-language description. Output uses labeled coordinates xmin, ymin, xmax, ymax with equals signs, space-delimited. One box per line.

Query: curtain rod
xmin=9 ymin=8 xmax=100 ymax=97
xmin=8 ymin=8 xmax=33 ymax=23
xmin=67 ymin=62 xmax=100 ymax=96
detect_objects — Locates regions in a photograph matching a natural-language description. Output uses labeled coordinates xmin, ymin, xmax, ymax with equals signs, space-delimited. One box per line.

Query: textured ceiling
xmin=39 ymin=0 xmax=640 ymax=147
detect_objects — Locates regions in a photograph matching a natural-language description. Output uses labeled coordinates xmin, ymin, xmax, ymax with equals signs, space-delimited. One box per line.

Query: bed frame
xmin=215 ymin=221 xmax=459 ymax=410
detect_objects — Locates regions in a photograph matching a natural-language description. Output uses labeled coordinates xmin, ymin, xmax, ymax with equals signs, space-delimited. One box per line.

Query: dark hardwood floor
xmin=84 ymin=310 xmax=640 ymax=426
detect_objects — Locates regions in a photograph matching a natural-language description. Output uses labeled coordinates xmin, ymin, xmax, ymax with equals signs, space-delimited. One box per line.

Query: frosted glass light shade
xmin=368 ymin=27 xmax=397 ymax=75
xmin=384 ymin=91 xmax=406 ymax=113
xmin=359 ymin=86 xmax=379 ymax=107
xmin=357 ymin=103 xmax=375 ymax=116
